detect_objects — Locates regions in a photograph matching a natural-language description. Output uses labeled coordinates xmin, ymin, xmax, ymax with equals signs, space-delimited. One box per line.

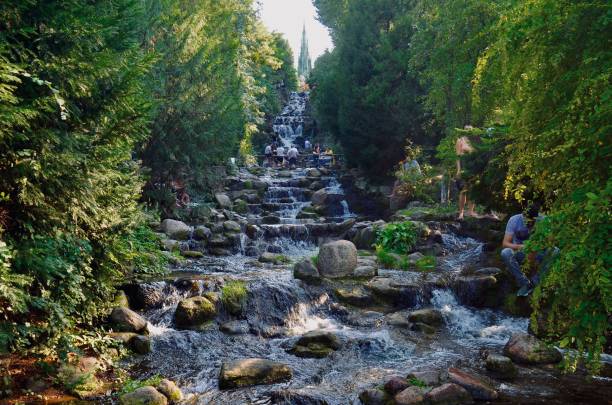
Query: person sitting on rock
xmin=501 ymin=203 xmax=557 ymax=297
xmin=264 ymin=143 xmax=273 ymax=167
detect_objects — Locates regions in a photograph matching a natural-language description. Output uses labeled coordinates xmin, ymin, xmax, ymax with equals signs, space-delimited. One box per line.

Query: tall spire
xmin=298 ymin=23 xmax=312 ymax=79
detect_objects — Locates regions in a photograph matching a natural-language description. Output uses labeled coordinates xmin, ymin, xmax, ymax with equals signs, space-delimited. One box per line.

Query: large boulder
xmin=359 ymin=389 xmax=389 ymax=405
xmin=160 ymin=219 xmax=191 ymax=241
xmin=110 ymin=307 xmax=147 ymax=333
xmin=193 ymin=225 xmax=212 ymax=241
xmin=293 ymin=260 xmax=321 ymax=284
xmin=223 ymin=220 xmax=241 ymax=233
xmin=130 ymin=335 xmax=151 ymax=354
xmin=218 ymin=358 xmax=292 ymax=389
xmin=351 ymin=225 xmax=379 ymax=250
xmin=173 ymin=296 xmax=217 ymax=329
xmin=383 ymin=376 xmax=409 ymax=395
xmin=503 ymin=333 xmax=562 ymax=365
xmin=215 ymin=193 xmax=233 ymax=209
xmin=311 ymin=188 xmax=328 ymax=206
xmin=408 ymin=309 xmax=444 ymax=327
xmin=288 ymin=330 xmax=341 ymax=358
xmin=317 ymin=240 xmax=357 ymax=278
xmin=334 ymin=287 xmax=374 ymax=307
xmin=424 ymin=383 xmax=472 ymax=405
xmin=447 ymin=368 xmax=498 ymax=401
xmin=120 ymin=386 xmax=168 ymax=405
xmin=485 ymin=354 xmax=518 ymax=380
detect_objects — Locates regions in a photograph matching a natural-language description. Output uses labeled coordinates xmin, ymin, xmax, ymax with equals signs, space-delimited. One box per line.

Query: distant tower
xmin=298 ymin=24 xmax=312 ymax=79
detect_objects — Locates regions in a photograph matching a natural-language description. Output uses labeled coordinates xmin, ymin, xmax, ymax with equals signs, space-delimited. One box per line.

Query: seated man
xmin=500 ymin=203 xmax=556 ymax=297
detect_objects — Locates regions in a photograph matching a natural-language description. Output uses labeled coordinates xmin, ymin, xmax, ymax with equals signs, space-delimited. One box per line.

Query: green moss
xmin=408 ymin=377 xmax=427 ymax=388
xmin=221 ymin=280 xmax=247 ymax=315
xmin=415 ymin=256 xmax=436 ymax=271
xmin=119 ymin=375 xmax=163 ymax=395
xmin=311 ymin=254 xmax=319 ymax=267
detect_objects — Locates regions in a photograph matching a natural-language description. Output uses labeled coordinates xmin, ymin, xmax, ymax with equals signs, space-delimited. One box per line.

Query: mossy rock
xmin=174 ymin=296 xmax=217 ymax=329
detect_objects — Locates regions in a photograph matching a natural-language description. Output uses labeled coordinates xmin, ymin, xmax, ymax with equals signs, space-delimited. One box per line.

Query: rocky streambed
xmin=106 ymin=93 xmax=611 ymax=404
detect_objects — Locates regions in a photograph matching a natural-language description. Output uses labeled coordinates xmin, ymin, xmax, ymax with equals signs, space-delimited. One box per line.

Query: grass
xmin=408 ymin=377 xmax=427 ymax=388
xmin=118 ymin=375 xmax=163 ymax=395
xmin=221 ymin=280 xmax=247 ymax=311
xmin=415 ymin=255 xmax=436 ymax=271
xmin=375 ymin=245 xmax=398 ymax=269
xmin=311 ymin=254 xmax=319 ymax=267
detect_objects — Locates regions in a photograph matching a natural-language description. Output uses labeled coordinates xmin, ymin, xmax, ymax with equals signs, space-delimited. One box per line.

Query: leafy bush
xmin=376 ymin=222 xmax=419 ymax=254
xmin=375 ymin=245 xmax=398 ymax=269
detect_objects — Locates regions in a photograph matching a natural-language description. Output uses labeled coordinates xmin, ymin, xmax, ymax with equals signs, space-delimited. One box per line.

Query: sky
xmin=258 ymin=0 xmax=333 ymax=67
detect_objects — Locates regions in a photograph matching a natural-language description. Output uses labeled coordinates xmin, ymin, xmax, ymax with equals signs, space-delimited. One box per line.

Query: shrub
xmin=376 ymin=222 xmax=419 ymax=254
xmin=415 ymin=256 xmax=436 ymax=271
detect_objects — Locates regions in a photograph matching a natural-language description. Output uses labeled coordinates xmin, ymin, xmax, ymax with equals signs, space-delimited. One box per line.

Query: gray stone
xmin=485 ymin=354 xmax=518 ymax=379
xmin=110 ymin=307 xmax=147 ymax=333
xmin=289 ymin=330 xmax=341 ymax=358
xmin=130 ymin=335 xmax=151 ymax=354
xmin=394 ymin=386 xmax=424 ymax=404
xmin=173 ymin=296 xmax=216 ymax=329
xmin=408 ymin=309 xmax=444 ymax=326
xmin=218 ymin=358 xmax=292 ymax=389
xmin=311 ymin=189 xmax=328 ymax=206
xmin=215 ymin=193 xmax=233 ymax=209
xmin=181 ymin=250 xmax=204 ymax=258
xmin=503 ymin=333 xmax=562 ymax=365
xmin=160 ymin=219 xmax=191 ymax=241
xmin=425 ymin=383 xmax=472 ymax=405
xmin=220 ymin=320 xmax=250 ymax=335
xmin=156 ymin=379 xmax=182 ymax=403
xmin=354 ymin=265 xmax=377 ymax=278
xmin=334 ymin=287 xmax=373 ymax=307
xmin=161 ymin=239 xmax=180 ymax=252
xmin=193 ymin=226 xmax=212 ymax=241
xmin=223 ymin=220 xmax=241 ymax=233
xmin=120 ymin=386 xmax=168 ymax=405
xmin=293 ymin=260 xmax=321 ymax=284
xmin=447 ymin=368 xmax=498 ymax=401
xmin=306 ymin=168 xmax=321 ymax=177
xmin=262 ymin=215 xmax=282 ymax=224
xmin=259 ymin=252 xmax=287 ymax=264
xmin=386 ymin=312 xmax=411 ymax=328
xmin=317 ymin=240 xmax=358 ymax=278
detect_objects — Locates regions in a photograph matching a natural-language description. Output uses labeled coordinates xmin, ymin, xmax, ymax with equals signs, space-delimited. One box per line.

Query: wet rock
xmin=210 ymin=247 xmax=232 ymax=256
xmin=354 ymin=265 xmax=377 ymax=278
xmin=193 ymin=225 xmax=212 ymax=241
xmin=246 ymin=224 xmax=261 ymax=239
xmin=293 ymin=260 xmax=321 ymax=284
xmin=311 ymin=188 xmax=328 ymax=206
xmin=110 ymin=307 xmax=147 ymax=333
xmin=157 ymin=379 xmax=182 ymax=403
xmin=386 ymin=312 xmax=411 ymax=328
xmin=424 ymin=383 xmax=472 ymax=405
xmin=359 ymin=388 xmax=388 ymax=405
xmin=334 ymin=286 xmax=374 ymax=307
xmin=267 ymin=244 xmax=283 ymax=254
xmin=394 ymin=386 xmax=424 ymax=404
xmin=123 ymin=283 xmax=166 ymax=310
xmin=410 ymin=322 xmax=437 ymax=334
xmin=309 ymin=181 xmax=324 ymax=191
xmin=245 ymin=245 xmax=261 ymax=257
xmin=451 ymin=275 xmax=498 ymax=308
xmin=181 ymin=250 xmax=203 ymax=258
xmin=263 ymin=215 xmax=282 ymax=224
xmin=208 ymin=235 xmax=232 ymax=247
xmin=503 ymin=333 xmax=562 ymax=365
xmin=289 ymin=330 xmax=341 ymax=358
xmin=447 ymin=368 xmax=498 ymax=401
xmin=161 ymin=239 xmax=180 ymax=252
xmin=407 ymin=370 xmax=441 ymax=386
xmin=317 ymin=240 xmax=357 ymax=278
xmin=223 ymin=220 xmax=241 ymax=233
xmin=347 ymin=310 xmax=383 ymax=327
xmin=474 ymin=267 xmax=502 ymax=276
xmin=259 ymin=252 xmax=288 ymax=265
xmin=173 ymin=296 xmax=216 ymax=329
xmin=306 ymin=168 xmax=321 ymax=177
xmin=384 ymin=376 xmax=410 ymax=395
xmin=485 ymin=354 xmax=518 ymax=380
xmin=108 ymin=332 xmax=138 ymax=344
xmin=218 ymin=358 xmax=292 ymax=389
xmin=215 ymin=193 xmax=233 ymax=209
xmin=130 ymin=335 xmax=151 ymax=354
xmin=120 ymin=386 xmax=168 ymax=405
xmin=160 ymin=219 xmax=191 ymax=240
xmin=220 ymin=320 xmax=250 ymax=335
xmin=365 ymin=277 xmax=422 ymax=308
xmin=270 ymin=388 xmax=329 ymax=405
xmin=408 ymin=309 xmax=444 ymax=327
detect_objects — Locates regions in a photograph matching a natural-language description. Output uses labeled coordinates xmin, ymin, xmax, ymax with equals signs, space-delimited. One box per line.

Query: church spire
xmin=298 ymin=23 xmax=312 ymax=79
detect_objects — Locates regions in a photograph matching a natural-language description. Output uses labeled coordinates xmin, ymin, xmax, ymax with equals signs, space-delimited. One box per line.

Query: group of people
xmin=264 ymin=142 xmax=299 ymax=168
xmin=264 ymin=139 xmax=336 ymax=169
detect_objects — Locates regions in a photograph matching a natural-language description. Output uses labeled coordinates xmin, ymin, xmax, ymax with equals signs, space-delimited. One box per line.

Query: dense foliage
xmin=376 ymin=222 xmax=419 ymax=254
xmin=0 ymin=0 xmax=295 ymax=357
xmin=312 ymin=0 xmax=611 ymax=369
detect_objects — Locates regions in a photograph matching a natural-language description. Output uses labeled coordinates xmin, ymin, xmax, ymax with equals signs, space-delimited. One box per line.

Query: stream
xmin=124 ymin=92 xmax=612 ymax=405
